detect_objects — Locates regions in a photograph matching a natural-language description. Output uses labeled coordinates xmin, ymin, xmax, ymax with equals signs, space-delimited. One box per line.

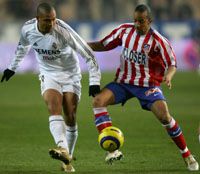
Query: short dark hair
xmin=37 ymin=3 xmax=54 ymax=15
xmin=135 ymin=4 xmax=152 ymax=21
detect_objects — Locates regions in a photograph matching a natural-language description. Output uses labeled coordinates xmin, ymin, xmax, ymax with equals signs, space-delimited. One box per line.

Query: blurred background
xmin=0 ymin=1 xmax=199 ymax=172
xmin=0 ymin=0 xmax=200 ymax=72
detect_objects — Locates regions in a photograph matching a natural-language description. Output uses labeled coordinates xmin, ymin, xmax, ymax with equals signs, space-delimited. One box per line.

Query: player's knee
xmin=47 ymin=101 xmax=62 ymax=115
xmin=158 ymin=111 xmax=171 ymax=124
xmin=152 ymin=100 xmax=171 ymax=124
xmin=92 ymin=96 xmax=106 ymax=107
xmin=65 ymin=113 xmax=76 ymax=126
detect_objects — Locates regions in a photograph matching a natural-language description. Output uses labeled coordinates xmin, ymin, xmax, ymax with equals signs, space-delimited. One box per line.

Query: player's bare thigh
xmin=62 ymin=92 xmax=78 ymax=126
xmin=93 ymin=88 xmax=115 ymax=107
xmin=150 ymin=100 xmax=171 ymax=124
xmin=43 ymin=89 xmax=63 ymax=115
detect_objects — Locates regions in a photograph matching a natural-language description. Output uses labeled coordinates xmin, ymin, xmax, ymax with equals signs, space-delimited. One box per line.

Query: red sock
xmin=163 ymin=117 xmax=191 ymax=158
xmin=93 ymin=107 xmax=112 ymax=132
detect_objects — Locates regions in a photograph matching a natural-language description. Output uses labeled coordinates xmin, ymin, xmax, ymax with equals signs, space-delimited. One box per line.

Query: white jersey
xmin=8 ymin=18 xmax=101 ymax=85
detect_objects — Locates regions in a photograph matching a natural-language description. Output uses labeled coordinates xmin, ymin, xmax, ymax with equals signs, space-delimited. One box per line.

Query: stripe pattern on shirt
xmin=101 ymin=23 xmax=177 ymax=87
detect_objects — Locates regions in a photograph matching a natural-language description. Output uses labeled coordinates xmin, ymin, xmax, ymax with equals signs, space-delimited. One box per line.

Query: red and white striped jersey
xmin=101 ymin=23 xmax=177 ymax=87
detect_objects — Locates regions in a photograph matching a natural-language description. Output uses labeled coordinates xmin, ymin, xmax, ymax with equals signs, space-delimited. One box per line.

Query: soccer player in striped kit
xmin=1 ymin=3 xmax=101 ymax=172
xmin=88 ymin=4 xmax=199 ymax=171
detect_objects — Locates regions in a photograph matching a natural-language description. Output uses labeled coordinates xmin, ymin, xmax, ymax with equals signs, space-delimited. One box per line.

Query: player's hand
xmin=1 ymin=69 xmax=15 ymax=82
xmin=89 ymin=85 xmax=100 ymax=97
xmin=164 ymin=65 xmax=176 ymax=89
xmin=163 ymin=75 xmax=172 ymax=89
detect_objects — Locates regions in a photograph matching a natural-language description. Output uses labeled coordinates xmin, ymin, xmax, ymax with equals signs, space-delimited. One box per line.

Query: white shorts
xmin=39 ymin=74 xmax=81 ymax=101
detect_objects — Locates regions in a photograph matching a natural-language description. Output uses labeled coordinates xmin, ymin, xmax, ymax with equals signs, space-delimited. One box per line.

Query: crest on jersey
xmin=143 ymin=44 xmax=150 ymax=52
xmin=52 ymin=42 xmax=57 ymax=49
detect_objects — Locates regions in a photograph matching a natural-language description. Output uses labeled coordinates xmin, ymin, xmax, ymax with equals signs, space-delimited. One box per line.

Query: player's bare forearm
xmin=88 ymin=42 xmax=107 ymax=52
xmin=166 ymin=65 xmax=176 ymax=79
xmin=163 ymin=65 xmax=176 ymax=89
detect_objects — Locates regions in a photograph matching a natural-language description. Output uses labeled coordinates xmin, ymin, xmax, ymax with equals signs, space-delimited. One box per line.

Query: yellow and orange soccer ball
xmin=98 ymin=126 xmax=124 ymax=152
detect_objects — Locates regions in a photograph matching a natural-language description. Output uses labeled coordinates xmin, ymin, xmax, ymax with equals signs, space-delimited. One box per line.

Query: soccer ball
xmin=98 ymin=126 xmax=124 ymax=152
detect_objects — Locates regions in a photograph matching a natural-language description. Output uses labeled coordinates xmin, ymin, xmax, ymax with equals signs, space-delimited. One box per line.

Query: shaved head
xmin=36 ymin=3 xmax=56 ymax=34
xmin=135 ymin=4 xmax=152 ymax=22
xmin=37 ymin=3 xmax=55 ymax=16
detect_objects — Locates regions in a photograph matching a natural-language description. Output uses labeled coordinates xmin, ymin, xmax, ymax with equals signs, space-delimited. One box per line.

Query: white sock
xmin=162 ymin=117 xmax=176 ymax=128
xmin=49 ymin=115 xmax=69 ymax=151
xmin=65 ymin=124 xmax=78 ymax=157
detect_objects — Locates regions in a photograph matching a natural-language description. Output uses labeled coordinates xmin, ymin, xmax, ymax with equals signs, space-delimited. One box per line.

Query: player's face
xmin=37 ymin=9 xmax=56 ymax=34
xmin=134 ymin=11 xmax=151 ymax=35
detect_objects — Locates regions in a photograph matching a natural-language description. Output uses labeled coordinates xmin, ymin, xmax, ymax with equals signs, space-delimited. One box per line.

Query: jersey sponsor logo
xmin=122 ymin=47 xmax=147 ymax=65
xmin=42 ymin=55 xmax=57 ymax=61
xmin=34 ymin=48 xmax=61 ymax=55
xmin=145 ymin=87 xmax=162 ymax=96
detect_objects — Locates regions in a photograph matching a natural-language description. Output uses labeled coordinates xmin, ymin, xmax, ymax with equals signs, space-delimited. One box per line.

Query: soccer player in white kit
xmin=1 ymin=3 xmax=101 ymax=172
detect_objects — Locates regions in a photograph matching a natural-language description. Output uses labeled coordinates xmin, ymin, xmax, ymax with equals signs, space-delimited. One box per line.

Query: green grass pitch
xmin=0 ymin=71 xmax=199 ymax=174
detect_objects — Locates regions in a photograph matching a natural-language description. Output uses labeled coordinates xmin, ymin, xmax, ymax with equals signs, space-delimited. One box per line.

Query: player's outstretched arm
xmin=88 ymin=42 xmax=107 ymax=52
xmin=62 ymin=21 xmax=101 ymax=96
xmin=1 ymin=23 xmax=31 ymax=83
xmin=1 ymin=69 xmax=15 ymax=82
